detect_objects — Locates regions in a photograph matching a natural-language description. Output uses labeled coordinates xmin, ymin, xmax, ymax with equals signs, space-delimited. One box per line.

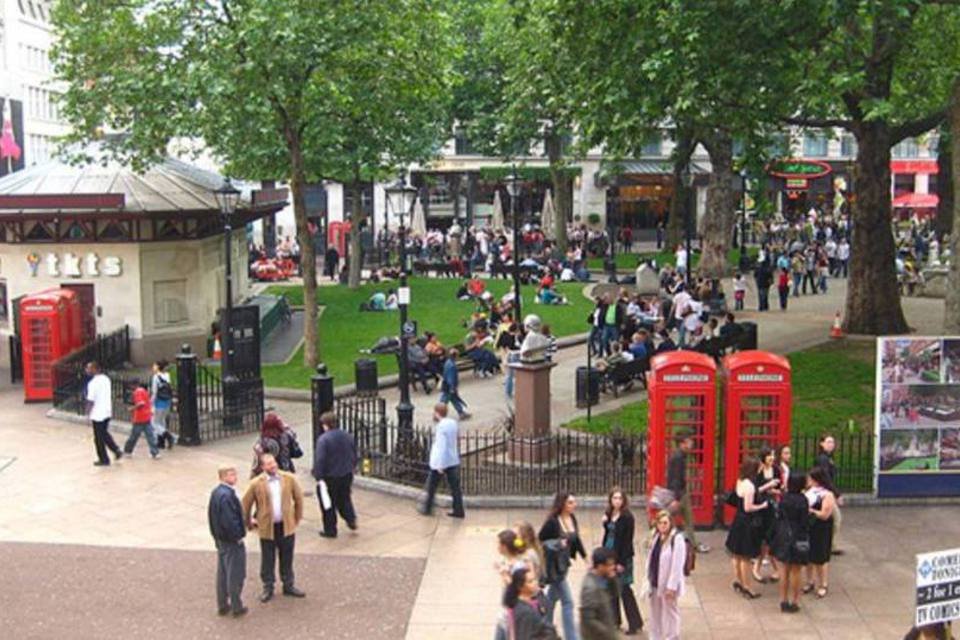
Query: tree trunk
xmin=668 ymin=130 xmax=696 ymax=250
xmin=545 ymin=132 xmax=570 ymax=252
xmin=699 ymin=131 xmax=736 ymax=278
xmin=286 ymin=133 xmax=319 ymax=368
xmin=945 ymin=79 xmax=960 ymax=333
xmin=347 ymin=175 xmax=365 ymax=289
xmin=936 ymin=123 xmax=953 ymax=239
xmin=845 ymin=122 xmax=909 ymax=334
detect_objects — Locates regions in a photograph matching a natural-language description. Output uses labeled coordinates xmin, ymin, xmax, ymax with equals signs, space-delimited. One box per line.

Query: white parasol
xmin=491 ymin=189 xmax=504 ymax=231
xmin=411 ymin=196 xmax=427 ymax=238
xmin=541 ymin=188 xmax=556 ymax=239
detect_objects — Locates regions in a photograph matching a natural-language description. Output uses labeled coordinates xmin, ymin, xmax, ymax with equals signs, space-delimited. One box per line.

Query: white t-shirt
xmin=675 ymin=248 xmax=688 ymax=270
xmin=683 ymin=301 xmax=704 ymax=332
xmin=86 ymin=373 xmax=113 ymax=421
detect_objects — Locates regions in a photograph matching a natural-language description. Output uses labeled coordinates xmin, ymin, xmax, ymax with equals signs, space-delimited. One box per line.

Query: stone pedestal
xmin=509 ymin=360 xmax=557 ymax=463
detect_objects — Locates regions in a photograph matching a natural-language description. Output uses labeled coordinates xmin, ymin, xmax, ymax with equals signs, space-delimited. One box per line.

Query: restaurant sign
xmin=768 ymin=159 xmax=832 ymax=180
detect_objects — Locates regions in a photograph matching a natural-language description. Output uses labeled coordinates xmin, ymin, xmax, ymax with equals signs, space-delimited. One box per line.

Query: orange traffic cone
xmin=212 ymin=336 xmax=222 ymax=360
xmin=830 ymin=311 xmax=844 ymax=339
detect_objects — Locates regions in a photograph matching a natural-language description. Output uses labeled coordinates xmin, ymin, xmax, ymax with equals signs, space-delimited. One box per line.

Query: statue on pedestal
xmin=519 ymin=314 xmax=550 ymax=364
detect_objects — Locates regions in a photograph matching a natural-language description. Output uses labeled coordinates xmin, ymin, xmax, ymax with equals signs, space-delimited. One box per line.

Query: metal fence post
xmin=311 ymin=364 xmax=334 ymax=453
xmin=176 ymin=344 xmax=201 ymax=446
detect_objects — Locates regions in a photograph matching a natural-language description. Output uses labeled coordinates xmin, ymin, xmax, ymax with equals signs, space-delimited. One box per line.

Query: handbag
xmin=649 ymin=485 xmax=676 ymax=511
xmin=288 ymin=433 xmax=304 ymax=459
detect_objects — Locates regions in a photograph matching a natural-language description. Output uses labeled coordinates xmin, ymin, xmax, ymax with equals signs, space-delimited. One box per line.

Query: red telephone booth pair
xmin=646 ymin=350 xmax=792 ymax=528
xmin=20 ymin=289 xmax=82 ymax=402
xmin=327 ymin=221 xmax=351 ymax=257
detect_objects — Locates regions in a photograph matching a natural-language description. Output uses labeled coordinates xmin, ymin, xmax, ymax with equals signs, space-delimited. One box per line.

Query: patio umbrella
xmin=491 ymin=189 xmax=504 ymax=230
xmin=541 ymin=188 xmax=556 ymax=239
xmin=411 ymin=196 xmax=428 ymax=237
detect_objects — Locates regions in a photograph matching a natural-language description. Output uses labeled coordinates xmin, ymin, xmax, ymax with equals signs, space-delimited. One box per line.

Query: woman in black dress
xmin=773 ymin=474 xmax=810 ymax=613
xmin=725 ymin=456 xmax=770 ymax=598
xmin=803 ymin=467 xmax=837 ymax=599
xmin=601 ymin=487 xmax=642 ymax=635
xmin=752 ymin=447 xmax=783 ymax=584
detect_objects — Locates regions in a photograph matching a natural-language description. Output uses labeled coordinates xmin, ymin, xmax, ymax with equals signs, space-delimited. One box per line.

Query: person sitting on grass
xmin=537 ymin=283 xmax=568 ymax=305
xmin=364 ymin=290 xmax=387 ymax=311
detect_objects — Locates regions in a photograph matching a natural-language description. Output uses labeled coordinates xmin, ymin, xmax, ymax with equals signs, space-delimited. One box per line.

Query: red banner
xmin=890 ymin=160 xmax=938 ymax=175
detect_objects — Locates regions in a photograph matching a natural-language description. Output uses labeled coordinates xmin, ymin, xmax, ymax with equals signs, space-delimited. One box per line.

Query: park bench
xmin=412 ymin=261 xmax=460 ymax=278
xmin=600 ymin=356 xmax=649 ymax=397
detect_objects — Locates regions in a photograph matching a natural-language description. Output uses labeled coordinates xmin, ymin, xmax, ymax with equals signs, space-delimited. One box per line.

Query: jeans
xmin=778 ymin=286 xmax=789 ymax=310
xmin=544 ymin=577 xmax=578 ymax=640
xmin=422 ymin=465 xmax=464 ymax=517
xmin=151 ymin=404 xmax=170 ymax=436
xmin=803 ymin=270 xmax=817 ymax=294
xmin=318 ymin=474 xmax=357 ymax=536
xmin=677 ymin=322 xmax=688 ymax=348
xmin=440 ymin=389 xmax=467 ymax=417
xmin=757 ymin=287 xmax=769 ymax=311
xmin=504 ymin=367 xmax=515 ymax=399
xmin=124 ymin=421 xmax=158 ymax=456
xmin=839 ymin=259 xmax=848 ymax=278
xmin=260 ymin=522 xmax=295 ymax=591
xmin=216 ymin=540 xmax=246 ymax=612
xmin=791 ymin=273 xmax=802 ymax=297
xmin=589 ymin=326 xmax=603 ymax=356
xmin=92 ymin=419 xmax=120 ymax=464
xmin=678 ymin=491 xmax=698 ymax=547
xmin=602 ymin=325 xmax=619 ymax=356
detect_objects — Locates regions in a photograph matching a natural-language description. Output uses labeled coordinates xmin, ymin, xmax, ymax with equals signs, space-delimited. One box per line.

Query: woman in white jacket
xmin=642 ymin=510 xmax=686 ymax=640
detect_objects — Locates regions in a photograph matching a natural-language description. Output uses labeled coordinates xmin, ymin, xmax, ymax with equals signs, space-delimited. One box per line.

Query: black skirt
xmin=725 ymin=497 xmax=762 ymax=559
xmin=808 ymin=516 xmax=833 ymax=565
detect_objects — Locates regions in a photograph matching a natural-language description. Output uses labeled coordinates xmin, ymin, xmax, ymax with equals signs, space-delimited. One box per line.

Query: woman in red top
xmin=777 ymin=268 xmax=790 ymax=311
xmin=123 ymin=382 xmax=159 ymax=458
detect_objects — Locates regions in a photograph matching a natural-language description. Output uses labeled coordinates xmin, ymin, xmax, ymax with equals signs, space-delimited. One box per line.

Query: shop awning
xmin=595 ymin=160 xmax=710 ymax=187
xmin=892 ymin=192 xmax=939 ymax=209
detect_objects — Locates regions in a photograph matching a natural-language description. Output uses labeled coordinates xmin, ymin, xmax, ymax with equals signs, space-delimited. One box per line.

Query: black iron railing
xmin=52 ymin=326 xmax=131 ymax=412
xmin=333 ymin=392 xmax=875 ymax=497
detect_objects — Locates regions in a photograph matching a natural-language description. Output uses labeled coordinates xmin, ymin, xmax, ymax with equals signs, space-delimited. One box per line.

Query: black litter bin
xmin=739 ymin=321 xmax=758 ymax=351
xmin=355 ymin=358 xmax=379 ymax=394
xmin=575 ymin=366 xmax=601 ymax=408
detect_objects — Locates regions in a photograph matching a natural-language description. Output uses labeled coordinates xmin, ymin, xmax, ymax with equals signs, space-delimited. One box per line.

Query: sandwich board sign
xmin=916 ymin=547 xmax=960 ymax=626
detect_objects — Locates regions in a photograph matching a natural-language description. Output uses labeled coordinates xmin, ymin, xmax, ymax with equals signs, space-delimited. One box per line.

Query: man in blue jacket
xmin=207 ymin=465 xmax=247 ymax=617
xmin=312 ymin=412 xmax=358 ymax=539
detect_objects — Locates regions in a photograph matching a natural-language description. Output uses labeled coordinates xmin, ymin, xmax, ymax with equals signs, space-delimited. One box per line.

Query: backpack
xmin=155 ymin=375 xmax=173 ymax=402
xmin=671 ymin=532 xmax=696 ymax=577
xmin=541 ymin=538 xmax=571 ymax=585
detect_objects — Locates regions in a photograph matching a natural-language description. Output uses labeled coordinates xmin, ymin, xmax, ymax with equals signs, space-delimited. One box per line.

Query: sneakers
xmin=696 ymin=543 xmax=711 ymax=553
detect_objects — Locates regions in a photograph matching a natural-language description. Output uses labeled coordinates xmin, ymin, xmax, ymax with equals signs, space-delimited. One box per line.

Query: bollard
xmin=311 ymin=363 xmax=334 ymax=453
xmin=176 ymin=344 xmax=201 ymax=446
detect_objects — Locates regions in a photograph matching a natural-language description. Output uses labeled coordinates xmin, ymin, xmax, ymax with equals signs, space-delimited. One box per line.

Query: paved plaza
xmin=0 ymin=279 xmax=950 ymax=639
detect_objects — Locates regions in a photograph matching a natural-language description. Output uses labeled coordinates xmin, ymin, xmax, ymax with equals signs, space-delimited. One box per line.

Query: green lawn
xmin=586 ymin=247 xmax=757 ymax=271
xmin=261 ymin=278 xmax=593 ymax=388
xmin=562 ymin=339 xmax=876 ymax=437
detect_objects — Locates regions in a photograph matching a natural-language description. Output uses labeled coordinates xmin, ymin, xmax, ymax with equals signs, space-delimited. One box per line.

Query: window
xmin=841 ymin=134 xmax=858 ymax=158
xmin=893 ymin=173 xmax=915 ymax=197
xmin=893 ymin=138 xmax=919 ymax=158
xmin=641 ymin=133 xmax=662 ymax=156
xmin=154 ymin=280 xmax=189 ymax=326
xmin=802 ymin=133 xmax=828 ymax=157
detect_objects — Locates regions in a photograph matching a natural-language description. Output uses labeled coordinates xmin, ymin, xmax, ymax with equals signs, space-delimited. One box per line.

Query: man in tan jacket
xmin=241 ymin=453 xmax=306 ymax=602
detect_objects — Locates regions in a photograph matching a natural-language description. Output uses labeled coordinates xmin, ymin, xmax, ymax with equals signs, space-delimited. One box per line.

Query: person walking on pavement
xmin=150 ymin=360 xmax=175 ymax=449
xmin=644 ymin=511 xmax=688 ymax=640
xmin=601 ymin=488 xmax=643 ymax=635
xmin=208 ymin=465 xmax=247 ymax=617
xmin=123 ymin=380 xmax=159 ymax=459
xmin=667 ymin=431 xmax=710 ymax=553
xmin=580 ymin=547 xmax=620 ymax=640
xmin=419 ymin=403 xmax=465 ymax=518
xmin=241 ymin=453 xmax=306 ymax=602
xmin=86 ymin=361 xmax=122 ymax=466
xmin=312 ymin=412 xmax=358 ymax=538
xmin=440 ymin=348 xmax=471 ymax=420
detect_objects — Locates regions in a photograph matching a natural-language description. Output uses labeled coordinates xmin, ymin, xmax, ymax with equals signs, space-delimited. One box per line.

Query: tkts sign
xmin=27 ymin=252 xmax=123 ymax=277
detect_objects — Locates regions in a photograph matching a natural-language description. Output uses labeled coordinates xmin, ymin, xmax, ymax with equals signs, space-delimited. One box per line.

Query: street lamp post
xmin=214 ymin=177 xmax=241 ymax=378
xmin=606 ymin=176 xmax=619 ymax=283
xmin=386 ymin=177 xmax=418 ymax=436
xmin=505 ymin=167 xmax=523 ymax=324
xmin=739 ymin=168 xmax=749 ymax=254
xmin=681 ymin=166 xmax=694 ymax=287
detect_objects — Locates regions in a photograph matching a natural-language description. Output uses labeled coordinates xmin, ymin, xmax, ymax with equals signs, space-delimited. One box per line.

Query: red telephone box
xmin=20 ymin=289 xmax=78 ymax=402
xmin=646 ymin=351 xmax=717 ymax=528
xmin=721 ymin=350 xmax=792 ymax=524
xmin=328 ymin=221 xmax=352 ymax=256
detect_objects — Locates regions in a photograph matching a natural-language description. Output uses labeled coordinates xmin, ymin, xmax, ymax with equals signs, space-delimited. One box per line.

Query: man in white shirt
xmin=675 ymin=244 xmax=688 ymax=276
xmin=419 ymin=404 xmax=465 ymax=518
xmin=85 ymin=361 xmax=122 ymax=466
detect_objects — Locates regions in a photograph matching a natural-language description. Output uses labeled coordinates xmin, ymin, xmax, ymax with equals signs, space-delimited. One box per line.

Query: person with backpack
xmin=251 ymin=413 xmax=303 ymax=477
xmin=150 ymin=360 xmax=175 ymax=449
xmin=643 ymin=510 xmax=688 ymax=640
xmin=538 ymin=492 xmax=586 ymax=640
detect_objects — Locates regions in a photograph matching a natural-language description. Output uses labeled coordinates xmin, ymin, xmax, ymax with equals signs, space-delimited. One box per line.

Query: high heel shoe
xmin=732 ymin=582 xmax=745 ymax=594
xmin=742 ymin=589 xmax=762 ymax=599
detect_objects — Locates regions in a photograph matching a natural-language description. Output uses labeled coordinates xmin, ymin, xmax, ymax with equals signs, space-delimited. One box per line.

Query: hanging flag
xmin=0 ymin=100 xmax=22 ymax=162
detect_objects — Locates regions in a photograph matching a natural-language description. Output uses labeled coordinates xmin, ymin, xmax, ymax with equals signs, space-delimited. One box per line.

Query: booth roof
xmin=0 ymin=151 xmax=256 ymax=215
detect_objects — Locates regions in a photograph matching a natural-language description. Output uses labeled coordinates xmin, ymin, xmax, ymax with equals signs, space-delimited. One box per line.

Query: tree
xmin=52 ymin=0 xmax=454 ymax=367
xmin=548 ymin=0 xmax=804 ymax=276
xmin=783 ymin=1 xmax=960 ymax=334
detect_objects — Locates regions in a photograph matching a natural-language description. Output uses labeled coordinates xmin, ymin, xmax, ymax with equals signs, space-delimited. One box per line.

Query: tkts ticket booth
xmin=721 ymin=351 xmax=792 ymax=524
xmin=647 ymin=351 xmax=717 ymax=528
